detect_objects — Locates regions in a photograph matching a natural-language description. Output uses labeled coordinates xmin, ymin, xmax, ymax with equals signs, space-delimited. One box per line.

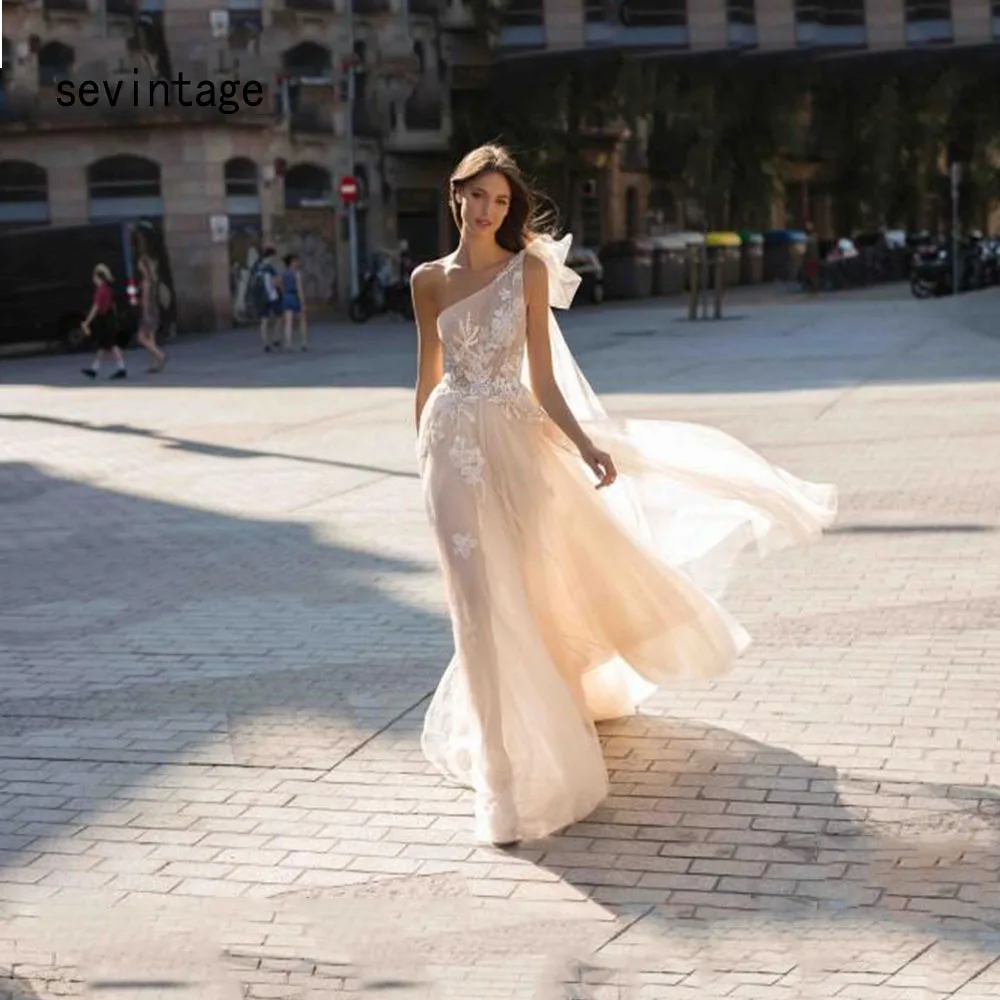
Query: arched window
xmin=224 ymin=157 xmax=260 ymax=215
xmin=0 ymin=161 xmax=50 ymax=225
xmin=284 ymin=163 xmax=332 ymax=209
xmin=281 ymin=42 xmax=332 ymax=79
xmin=38 ymin=41 xmax=75 ymax=87
xmin=87 ymin=155 xmax=163 ymax=220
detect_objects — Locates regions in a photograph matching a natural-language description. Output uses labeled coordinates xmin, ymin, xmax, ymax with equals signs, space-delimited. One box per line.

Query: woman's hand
xmin=579 ymin=439 xmax=618 ymax=489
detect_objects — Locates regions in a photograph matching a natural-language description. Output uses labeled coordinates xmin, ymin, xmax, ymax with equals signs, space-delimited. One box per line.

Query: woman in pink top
xmin=81 ymin=263 xmax=127 ymax=380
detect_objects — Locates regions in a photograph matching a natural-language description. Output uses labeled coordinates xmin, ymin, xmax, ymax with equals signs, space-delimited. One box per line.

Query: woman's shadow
xmin=527 ymin=716 xmax=1000 ymax=952
xmin=0 ymin=976 xmax=42 ymax=1000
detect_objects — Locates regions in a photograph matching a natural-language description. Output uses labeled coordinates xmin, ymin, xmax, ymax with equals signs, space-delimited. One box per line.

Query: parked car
xmin=566 ymin=246 xmax=605 ymax=304
xmin=0 ymin=219 xmax=176 ymax=351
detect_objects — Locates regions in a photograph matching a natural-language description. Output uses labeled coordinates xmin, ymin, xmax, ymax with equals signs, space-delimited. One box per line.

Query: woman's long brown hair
xmin=448 ymin=144 xmax=558 ymax=253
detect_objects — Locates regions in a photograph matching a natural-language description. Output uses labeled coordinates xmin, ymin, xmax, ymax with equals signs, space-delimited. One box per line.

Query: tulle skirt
xmin=417 ymin=382 xmax=836 ymax=844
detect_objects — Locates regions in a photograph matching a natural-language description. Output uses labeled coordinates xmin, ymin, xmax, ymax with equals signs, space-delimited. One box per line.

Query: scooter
xmin=349 ymin=253 xmax=414 ymax=323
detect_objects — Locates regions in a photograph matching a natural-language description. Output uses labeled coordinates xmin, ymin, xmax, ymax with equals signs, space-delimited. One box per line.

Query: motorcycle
xmin=349 ymin=252 xmax=414 ymax=323
xmin=909 ymin=241 xmax=982 ymax=299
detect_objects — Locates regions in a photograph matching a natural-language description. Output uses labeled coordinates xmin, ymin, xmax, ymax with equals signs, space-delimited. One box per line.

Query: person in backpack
xmin=253 ymin=247 xmax=283 ymax=352
xmin=81 ymin=263 xmax=127 ymax=381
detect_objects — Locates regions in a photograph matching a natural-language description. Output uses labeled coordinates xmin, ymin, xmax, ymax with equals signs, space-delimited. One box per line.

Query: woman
xmin=81 ymin=264 xmax=127 ymax=381
xmin=137 ymin=255 xmax=167 ymax=373
xmin=412 ymin=145 xmax=837 ymax=847
xmin=281 ymin=253 xmax=308 ymax=351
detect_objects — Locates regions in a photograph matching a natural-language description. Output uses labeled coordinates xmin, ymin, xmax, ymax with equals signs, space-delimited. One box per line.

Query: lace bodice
xmin=436 ymin=251 xmax=528 ymax=403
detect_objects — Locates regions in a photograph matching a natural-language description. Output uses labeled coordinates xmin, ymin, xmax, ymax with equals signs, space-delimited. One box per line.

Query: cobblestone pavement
xmin=1 ymin=289 xmax=999 ymax=999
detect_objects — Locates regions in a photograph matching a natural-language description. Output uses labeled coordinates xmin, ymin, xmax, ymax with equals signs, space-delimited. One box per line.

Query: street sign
xmin=209 ymin=214 xmax=229 ymax=243
xmin=339 ymin=175 xmax=358 ymax=203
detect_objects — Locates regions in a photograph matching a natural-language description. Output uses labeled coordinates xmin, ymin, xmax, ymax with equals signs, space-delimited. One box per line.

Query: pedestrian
xmin=280 ymin=253 xmax=308 ymax=351
xmin=412 ymin=143 xmax=838 ymax=846
xmin=81 ymin=263 xmax=127 ymax=381
xmin=252 ymin=247 xmax=283 ymax=352
xmin=136 ymin=255 xmax=167 ymax=373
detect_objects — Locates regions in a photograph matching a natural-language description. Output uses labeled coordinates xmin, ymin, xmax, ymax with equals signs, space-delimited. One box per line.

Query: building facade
xmin=1 ymin=0 xmax=998 ymax=332
xmin=0 ymin=0 xmax=474 ymax=331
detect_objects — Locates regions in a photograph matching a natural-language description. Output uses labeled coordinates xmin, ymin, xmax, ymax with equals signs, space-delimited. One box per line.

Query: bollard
xmin=713 ymin=252 xmax=724 ymax=319
xmin=687 ymin=247 xmax=700 ymax=320
xmin=699 ymin=244 xmax=710 ymax=319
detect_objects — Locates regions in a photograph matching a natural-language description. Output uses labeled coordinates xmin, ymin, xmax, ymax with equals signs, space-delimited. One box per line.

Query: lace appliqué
xmin=452 ymin=532 xmax=478 ymax=559
xmin=448 ymin=435 xmax=485 ymax=487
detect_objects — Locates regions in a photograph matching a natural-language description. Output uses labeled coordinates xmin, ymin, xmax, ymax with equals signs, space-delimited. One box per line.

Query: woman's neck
xmin=457 ymin=234 xmax=508 ymax=272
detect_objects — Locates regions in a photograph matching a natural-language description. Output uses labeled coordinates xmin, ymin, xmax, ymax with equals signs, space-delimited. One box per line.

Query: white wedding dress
xmin=416 ymin=235 xmax=837 ymax=844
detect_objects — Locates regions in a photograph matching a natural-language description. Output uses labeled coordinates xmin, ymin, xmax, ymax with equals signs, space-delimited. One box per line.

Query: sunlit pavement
xmin=1 ymin=288 xmax=999 ymax=999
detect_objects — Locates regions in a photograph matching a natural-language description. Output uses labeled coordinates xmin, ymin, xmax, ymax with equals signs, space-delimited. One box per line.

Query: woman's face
xmin=457 ymin=171 xmax=511 ymax=239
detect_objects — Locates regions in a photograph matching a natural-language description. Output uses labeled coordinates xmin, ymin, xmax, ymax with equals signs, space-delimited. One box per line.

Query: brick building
xmin=1 ymin=0 xmax=998 ymax=331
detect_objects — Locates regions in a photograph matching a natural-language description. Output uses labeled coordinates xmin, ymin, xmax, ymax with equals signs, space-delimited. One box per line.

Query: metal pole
xmin=951 ymin=161 xmax=961 ymax=297
xmin=344 ymin=7 xmax=359 ymax=300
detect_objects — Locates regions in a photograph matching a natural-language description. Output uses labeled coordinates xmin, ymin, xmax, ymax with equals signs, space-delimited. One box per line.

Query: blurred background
xmin=1 ymin=0 xmax=1000 ymax=348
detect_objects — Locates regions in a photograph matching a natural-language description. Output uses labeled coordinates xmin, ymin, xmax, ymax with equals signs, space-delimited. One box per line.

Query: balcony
xmin=795 ymin=2 xmax=866 ymax=47
xmin=728 ymin=20 xmax=756 ymax=46
xmin=585 ymin=0 xmax=689 ymax=48
xmin=728 ymin=0 xmax=756 ymax=43
xmin=43 ymin=0 xmax=88 ymax=14
xmin=286 ymin=0 xmax=335 ymax=10
xmin=905 ymin=1 xmax=953 ymax=44
xmin=499 ymin=0 xmax=546 ymax=48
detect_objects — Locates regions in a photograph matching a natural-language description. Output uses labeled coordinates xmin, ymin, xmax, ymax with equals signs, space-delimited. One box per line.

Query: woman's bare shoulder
xmin=411 ymin=256 xmax=455 ymax=306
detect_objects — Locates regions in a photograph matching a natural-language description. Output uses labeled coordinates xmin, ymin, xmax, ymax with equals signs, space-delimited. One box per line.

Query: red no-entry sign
xmin=339 ymin=175 xmax=358 ymax=203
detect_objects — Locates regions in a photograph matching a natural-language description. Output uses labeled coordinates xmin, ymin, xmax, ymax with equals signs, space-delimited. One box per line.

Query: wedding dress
xmin=416 ymin=234 xmax=837 ymax=845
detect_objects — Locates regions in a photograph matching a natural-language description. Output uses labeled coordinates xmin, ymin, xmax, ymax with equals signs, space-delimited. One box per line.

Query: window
xmin=0 ymin=161 xmax=50 ymax=225
xmin=284 ymin=163 xmax=332 ymax=208
xmin=37 ymin=41 xmax=75 ymax=87
xmin=727 ymin=0 xmax=756 ymax=46
xmin=905 ymin=0 xmax=953 ymax=43
xmin=501 ymin=0 xmax=546 ymax=48
xmin=87 ymin=155 xmax=163 ymax=220
xmin=224 ymin=158 xmax=260 ymax=216
xmin=225 ymin=158 xmax=258 ymax=198
xmin=281 ymin=42 xmax=333 ymax=80
xmin=796 ymin=0 xmax=866 ymax=46
xmin=618 ymin=0 xmax=687 ymax=28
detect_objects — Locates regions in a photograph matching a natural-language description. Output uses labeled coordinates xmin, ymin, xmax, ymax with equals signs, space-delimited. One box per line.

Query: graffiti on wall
xmin=275 ymin=212 xmax=338 ymax=307
xmin=228 ymin=219 xmax=263 ymax=324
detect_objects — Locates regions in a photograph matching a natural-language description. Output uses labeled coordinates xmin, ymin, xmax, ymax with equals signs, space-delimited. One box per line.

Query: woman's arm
xmin=524 ymin=253 xmax=617 ymax=488
xmin=412 ymin=263 xmax=443 ymax=433
xmin=81 ymin=303 xmax=98 ymax=332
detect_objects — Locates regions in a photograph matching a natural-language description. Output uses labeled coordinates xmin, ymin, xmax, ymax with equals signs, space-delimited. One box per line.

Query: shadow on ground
xmin=520 ymin=717 xmax=1000 ymax=962
xmin=0 ymin=460 xmax=446 ymax=873
xmin=0 ymin=976 xmax=42 ymax=1000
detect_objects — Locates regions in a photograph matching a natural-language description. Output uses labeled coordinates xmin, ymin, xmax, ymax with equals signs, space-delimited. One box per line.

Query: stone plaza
xmin=1 ymin=286 xmax=999 ymax=998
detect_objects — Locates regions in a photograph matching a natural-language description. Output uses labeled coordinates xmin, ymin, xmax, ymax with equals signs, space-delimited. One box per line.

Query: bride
xmin=411 ymin=144 xmax=837 ymax=847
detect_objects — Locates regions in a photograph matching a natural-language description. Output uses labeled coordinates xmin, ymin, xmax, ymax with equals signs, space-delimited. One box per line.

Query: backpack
xmin=250 ymin=263 xmax=273 ymax=311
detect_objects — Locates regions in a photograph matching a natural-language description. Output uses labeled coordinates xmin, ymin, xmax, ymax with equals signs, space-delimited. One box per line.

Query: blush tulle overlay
xmin=416 ymin=234 xmax=837 ymax=844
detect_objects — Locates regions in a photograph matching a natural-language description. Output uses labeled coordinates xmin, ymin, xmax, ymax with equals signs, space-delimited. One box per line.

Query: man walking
xmin=252 ymin=247 xmax=283 ymax=352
